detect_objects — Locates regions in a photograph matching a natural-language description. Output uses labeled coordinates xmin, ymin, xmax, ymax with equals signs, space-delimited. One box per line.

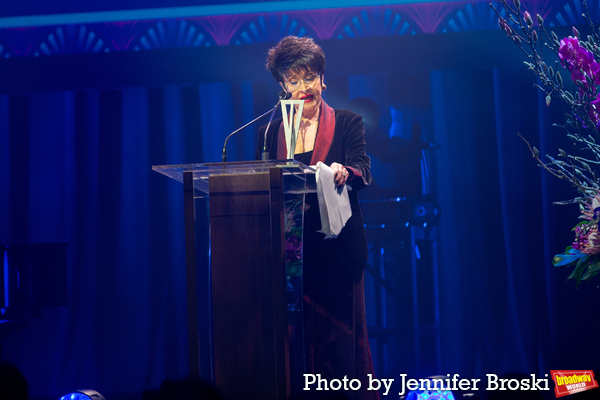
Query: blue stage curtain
xmin=0 ymin=82 xmax=262 ymax=398
xmin=431 ymin=66 xmax=596 ymax=380
xmin=0 ymin=95 xmax=9 ymax=240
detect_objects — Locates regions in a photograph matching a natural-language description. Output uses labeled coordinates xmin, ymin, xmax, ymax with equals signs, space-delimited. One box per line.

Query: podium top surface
xmin=152 ymin=159 xmax=315 ymax=195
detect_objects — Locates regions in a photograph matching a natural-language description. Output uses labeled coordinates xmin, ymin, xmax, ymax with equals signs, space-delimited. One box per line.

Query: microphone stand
xmin=221 ymin=90 xmax=291 ymax=163
xmin=260 ymin=102 xmax=281 ymax=161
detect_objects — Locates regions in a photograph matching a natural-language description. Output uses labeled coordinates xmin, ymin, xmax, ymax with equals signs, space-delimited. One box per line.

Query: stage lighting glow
xmin=404 ymin=376 xmax=456 ymax=400
xmin=406 ymin=389 xmax=455 ymax=400
xmin=59 ymin=390 xmax=106 ymax=400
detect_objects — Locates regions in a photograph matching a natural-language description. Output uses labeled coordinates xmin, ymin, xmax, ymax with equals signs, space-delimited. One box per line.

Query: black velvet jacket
xmin=257 ymin=107 xmax=372 ymax=265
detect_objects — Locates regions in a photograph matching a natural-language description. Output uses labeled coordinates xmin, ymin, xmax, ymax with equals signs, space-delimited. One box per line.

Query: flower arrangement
xmin=284 ymin=196 xmax=304 ymax=277
xmin=492 ymin=0 xmax=600 ymax=286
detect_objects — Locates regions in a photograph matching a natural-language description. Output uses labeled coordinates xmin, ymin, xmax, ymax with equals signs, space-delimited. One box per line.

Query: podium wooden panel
xmin=154 ymin=161 xmax=312 ymax=400
xmin=209 ymin=169 xmax=289 ymax=400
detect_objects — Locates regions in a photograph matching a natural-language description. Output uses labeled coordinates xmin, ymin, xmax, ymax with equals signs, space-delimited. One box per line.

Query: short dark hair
xmin=266 ymin=36 xmax=326 ymax=83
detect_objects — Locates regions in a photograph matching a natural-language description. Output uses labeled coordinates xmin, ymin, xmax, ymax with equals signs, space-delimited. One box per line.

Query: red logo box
xmin=551 ymin=370 xmax=598 ymax=398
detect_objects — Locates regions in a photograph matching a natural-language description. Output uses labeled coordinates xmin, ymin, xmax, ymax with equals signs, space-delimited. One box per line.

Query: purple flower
xmin=285 ymin=236 xmax=302 ymax=263
xmin=572 ymin=223 xmax=600 ymax=255
xmin=498 ymin=18 xmax=512 ymax=38
xmin=573 ymin=194 xmax=600 ymax=255
xmin=558 ymin=36 xmax=582 ymax=63
xmin=559 ymin=36 xmax=600 ymax=88
xmin=524 ymin=11 xmax=533 ymax=27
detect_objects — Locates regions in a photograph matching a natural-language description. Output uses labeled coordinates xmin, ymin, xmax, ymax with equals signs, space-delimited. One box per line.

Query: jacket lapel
xmin=311 ymin=100 xmax=335 ymax=164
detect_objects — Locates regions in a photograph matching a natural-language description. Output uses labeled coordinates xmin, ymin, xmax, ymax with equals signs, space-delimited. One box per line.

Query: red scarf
xmin=276 ymin=99 xmax=335 ymax=164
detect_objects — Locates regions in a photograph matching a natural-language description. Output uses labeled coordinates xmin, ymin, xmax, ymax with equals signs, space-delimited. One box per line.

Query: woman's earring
xmin=322 ymin=83 xmax=327 ymax=90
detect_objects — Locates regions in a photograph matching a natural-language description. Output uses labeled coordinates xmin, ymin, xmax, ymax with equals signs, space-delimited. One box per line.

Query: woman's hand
xmin=330 ymin=162 xmax=349 ymax=187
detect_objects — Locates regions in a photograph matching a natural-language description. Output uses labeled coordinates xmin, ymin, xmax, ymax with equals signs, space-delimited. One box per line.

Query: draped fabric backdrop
xmin=1 ymin=66 xmax=599 ymax=399
xmin=431 ymin=67 xmax=598 ymax=380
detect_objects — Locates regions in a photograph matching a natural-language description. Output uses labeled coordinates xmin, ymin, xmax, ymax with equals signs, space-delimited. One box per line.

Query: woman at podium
xmin=257 ymin=36 xmax=378 ymax=400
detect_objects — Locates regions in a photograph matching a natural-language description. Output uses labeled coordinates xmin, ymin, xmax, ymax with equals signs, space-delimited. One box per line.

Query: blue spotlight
xmin=404 ymin=376 xmax=456 ymax=400
xmin=59 ymin=390 xmax=106 ymax=400
xmin=406 ymin=390 xmax=454 ymax=400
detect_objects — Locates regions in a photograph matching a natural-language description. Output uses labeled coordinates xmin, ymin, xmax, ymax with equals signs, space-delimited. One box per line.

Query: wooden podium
xmin=153 ymin=160 xmax=312 ymax=400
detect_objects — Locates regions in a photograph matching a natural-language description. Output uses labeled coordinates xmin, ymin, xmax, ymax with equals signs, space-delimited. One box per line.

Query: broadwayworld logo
xmin=551 ymin=370 xmax=599 ymax=398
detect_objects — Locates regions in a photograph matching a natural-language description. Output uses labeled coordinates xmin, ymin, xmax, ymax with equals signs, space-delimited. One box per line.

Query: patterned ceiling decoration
xmin=0 ymin=0 xmax=596 ymax=58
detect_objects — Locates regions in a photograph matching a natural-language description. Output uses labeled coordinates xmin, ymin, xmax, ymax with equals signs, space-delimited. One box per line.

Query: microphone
xmin=261 ymin=90 xmax=291 ymax=161
xmin=221 ymin=90 xmax=291 ymax=163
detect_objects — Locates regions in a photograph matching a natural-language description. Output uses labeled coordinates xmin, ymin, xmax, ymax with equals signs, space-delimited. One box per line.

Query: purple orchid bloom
xmin=285 ymin=236 xmax=302 ymax=263
xmin=559 ymin=36 xmax=600 ymax=89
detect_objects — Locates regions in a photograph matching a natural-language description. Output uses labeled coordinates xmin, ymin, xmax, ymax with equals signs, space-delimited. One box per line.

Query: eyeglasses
xmin=283 ymin=74 xmax=320 ymax=92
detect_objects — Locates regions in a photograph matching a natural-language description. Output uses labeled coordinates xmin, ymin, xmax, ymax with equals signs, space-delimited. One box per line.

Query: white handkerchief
xmin=315 ymin=161 xmax=352 ymax=239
